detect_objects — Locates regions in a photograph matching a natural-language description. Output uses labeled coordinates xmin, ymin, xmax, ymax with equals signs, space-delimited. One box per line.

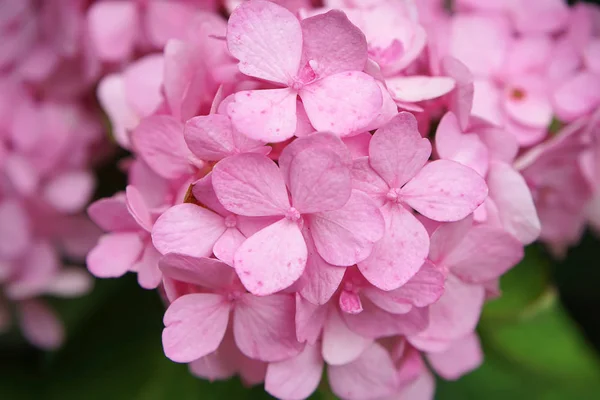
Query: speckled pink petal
xmin=297 ymin=229 xmax=345 ymax=305
xmin=234 ymin=218 xmax=306 ymax=296
xmin=131 ymin=115 xmax=192 ymax=180
xmin=288 ymin=147 xmax=352 ymax=214
xmin=152 ymin=204 xmax=226 ymax=257
xmin=301 ymin=10 xmax=368 ymax=76
xmin=212 ymin=153 xmax=290 ymax=217
xmin=227 ymin=0 xmax=302 ymax=83
xmin=163 ymin=293 xmax=230 ymax=362
xmin=300 ymin=72 xmax=382 ymax=136
xmin=401 ymin=160 xmax=488 ymax=222
xmin=358 ymin=204 xmax=429 ymax=291
xmin=234 ymin=293 xmax=304 ymax=362
xmin=369 ymin=112 xmax=431 ymax=188
xmin=310 ymin=191 xmax=385 ymax=267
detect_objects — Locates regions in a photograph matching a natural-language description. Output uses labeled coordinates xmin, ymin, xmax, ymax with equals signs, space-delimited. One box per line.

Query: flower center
xmin=386 ymin=187 xmax=402 ymax=203
xmin=510 ymin=87 xmax=526 ymax=101
xmin=224 ymin=214 xmax=237 ymax=228
xmin=285 ymin=207 xmax=301 ymax=222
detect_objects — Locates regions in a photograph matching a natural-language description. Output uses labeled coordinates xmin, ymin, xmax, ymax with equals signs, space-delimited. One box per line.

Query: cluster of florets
xmin=85 ymin=0 xmax=600 ymax=398
xmin=2 ymin=0 xmax=599 ymax=398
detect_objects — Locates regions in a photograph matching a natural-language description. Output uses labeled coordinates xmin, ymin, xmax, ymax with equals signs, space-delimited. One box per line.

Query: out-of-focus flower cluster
xmin=0 ymin=0 xmax=216 ymax=348
xmin=1 ymin=0 xmax=599 ymax=398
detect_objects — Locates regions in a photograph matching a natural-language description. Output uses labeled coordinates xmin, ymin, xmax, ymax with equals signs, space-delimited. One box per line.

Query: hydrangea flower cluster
xmin=1 ymin=0 xmax=598 ymax=398
xmin=83 ymin=0 xmax=600 ymax=398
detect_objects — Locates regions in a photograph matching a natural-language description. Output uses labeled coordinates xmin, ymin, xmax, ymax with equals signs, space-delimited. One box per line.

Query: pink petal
xmin=410 ymin=275 xmax=485 ymax=352
xmin=428 ymin=215 xmax=474 ymax=265
xmin=295 ymin=294 xmax=327 ymax=344
xmin=369 ymin=112 xmax=431 ymax=188
xmin=144 ymin=2 xmax=195 ymax=47
xmin=163 ymin=293 xmax=230 ymax=363
xmin=300 ymin=71 xmax=382 ymax=136
xmin=0 ymin=199 xmax=31 ymax=259
xmin=131 ymin=115 xmax=192 ymax=180
xmin=123 ymin=55 xmax=165 ymax=118
xmin=301 ymin=10 xmax=368 ymax=76
xmin=288 ymin=147 xmax=352 ymax=214
xmin=87 ymin=1 xmax=138 ymax=62
xmin=401 ymin=160 xmax=488 ymax=222
xmin=42 ymin=171 xmax=94 ymax=214
xmin=96 ymin=74 xmax=138 ymax=149
xmin=339 ymin=290 xmax=363 ymax=314
xmin=443 ymin=224 xmax=524 ymax=283
xmin=441 ymin=56 xmax=474 ymax=130
xmin=3 ymin=155 xmax=38 ymax=196
xmin=396 ymin=370 xmax=435 ymax=400
xmin=343 ymin=132 xmax=371 ymax=158
xmin=436 ymin=113 xmax=490 ymax=178
xmin=386 ymin=76 xmax=455 ymax=103
xmin=449 ymin=14 xmax=510 ymax=77
xmin=297 ymin=229 xmax=345 ymax=305
xmin=329 ymin=343 xmax=398 ymax=400
xmin=488 ymin=162 xmax=540 ymax=244
xmin=184 ymin=114 xmax=236 ymax=161
xmin=152 ymin=204 xmax=226 ymax=257
xmin=351 ymin=157 xmax=388 ymax=206
xmin=212 ymin=153 xmax=290 ymax=217
xmin=191 ymin=173 xmax=230 ymax=217
xmin=234 ymin=218 xmax=306 ymax=295
xmin=503 ymin=79 xmax=553 ymax=128
xmin=234 ymin=293 xmax=304 ymax=362
xmin=18 ymin=300 xmax=64 ymax=350
xmin=189 ymin=329 xmax=238 ymax=381
xmin=322 ymin=308 xmax=372 ymax=366
xmin=358 ymin=204 xmax=429 ymax=291
xmin=5 ymin=241 xmax=58 ymax=299
xmin=228 ymin=89 xmax=298 ymax=143
xmin=279 ymin=132 xmax=352 ymax=186
xmin=553 ymin=71 xmax=600 ymax=122
xmin=88 ymin=194 xmax=139 ymax=232
xmin=133 ymin=244 xmax=163 ymax=290
xmin=343 ymin=298 xmax=429 ymax=338
xmin=227 ymin=0 xmax=302 ymax=83
xmin=45 ymin=268 xmax=93 ymax=298
xmin=163 ymin=39 xmax=207 ymax=122
xmin=427 ymin=333 xmax=483 ymax=380
xmin=309 ymin=191 xmax=385 ymax=267
xmin=125 ymin=185 xmax=152 ymax=232
xmin=159 ymin=253 xmax=234 ymax=288
xmin=265 ymin=343 xmax=324 ymax=400
xmin=213 ymin=227 xmax=246 ymax=266
xmin=87 ymin=233 xmax=143 ymax=278
xmin=363 ymin=260 xmax=445 ymax=313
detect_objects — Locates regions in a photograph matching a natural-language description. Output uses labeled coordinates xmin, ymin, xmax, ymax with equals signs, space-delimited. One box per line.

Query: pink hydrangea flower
xmin=84 ymin=0 xmax=600 ymax=398
xmin=226 ymin=0 xmax=384 ymax=141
